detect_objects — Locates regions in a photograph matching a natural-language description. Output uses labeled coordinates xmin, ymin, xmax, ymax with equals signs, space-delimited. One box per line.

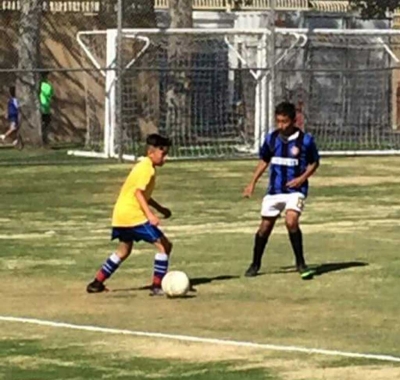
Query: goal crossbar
xmin=69 ymin=27 xmax=400 ymax=160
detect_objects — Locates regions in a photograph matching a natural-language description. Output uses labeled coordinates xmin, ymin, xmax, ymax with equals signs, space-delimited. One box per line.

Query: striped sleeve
xmin=259 ymin=135 xmax=272 ymax=163
xmin=305 ymin=135 xmax=320 ymax=164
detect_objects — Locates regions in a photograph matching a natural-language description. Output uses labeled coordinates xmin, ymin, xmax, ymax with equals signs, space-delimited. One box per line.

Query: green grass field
xmin=1 ymin=149 xmax=400 ymax=380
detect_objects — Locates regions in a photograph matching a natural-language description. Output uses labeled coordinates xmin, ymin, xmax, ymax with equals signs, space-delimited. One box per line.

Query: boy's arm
xmin=243 ymin=160 xmax=269 ymax=197
xmin=149 ymin=198 xmax=172 ymax=219
xmin=287 ymin=136 xmax=320 ymax=189
xmin=286 ymin=161 xmax=319 ymax=189
xmin=243 ymin=136 xmax=271 ymax=198
xmin=134 ymin=189 xmax=160 ymax=226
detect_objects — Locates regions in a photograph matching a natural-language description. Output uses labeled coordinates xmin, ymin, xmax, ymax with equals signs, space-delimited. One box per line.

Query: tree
xmin=166 ymin=0 xmax=193 ymax=146
xmin=17 ymin=0 xmax=43 ymax=147
xmin=350 ymin=0 xmax=400 ymax=19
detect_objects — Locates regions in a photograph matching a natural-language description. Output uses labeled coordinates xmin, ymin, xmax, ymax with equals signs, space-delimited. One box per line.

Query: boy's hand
xmin=286 ymin=176 xmax=305 ymax=189
xmin=160 ymin=207 xmax=172 ymax=219
xmin=243 ymin=183 xmax=255 ymax=198
xmin=148 ymin=213 xmax=160 ymax=226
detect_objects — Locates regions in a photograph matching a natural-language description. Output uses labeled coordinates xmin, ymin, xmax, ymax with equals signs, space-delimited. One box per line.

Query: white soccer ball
xmin=162 ymin=271 xmax=190 ymax=298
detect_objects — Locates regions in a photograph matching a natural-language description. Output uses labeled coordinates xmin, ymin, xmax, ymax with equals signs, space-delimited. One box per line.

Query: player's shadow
xmin=190 ymin=275 xmax=240 ymax=287
xmin=313 ymin=261 xmax=369 ymax=276
xmin=276 ymin=261 xmax=368 ymax=276
xmin=111 ymin=285 xmax=196 ymax=298
xmin=111 ymin=275 xmax=239 ymax=294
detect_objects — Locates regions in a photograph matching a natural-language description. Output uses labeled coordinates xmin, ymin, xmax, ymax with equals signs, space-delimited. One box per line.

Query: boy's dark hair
xmin=41 ymin=71 xmax=50 ymax=81
xmin=275 ymin=101 xmax=296 ymax=121
xmin=146 ymin=134 xmax=172 ymax=149
xmin=9 ymin=86 xmax=16 ymax=97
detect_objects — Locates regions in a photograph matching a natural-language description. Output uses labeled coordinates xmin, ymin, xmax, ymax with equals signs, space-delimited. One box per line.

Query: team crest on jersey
xmin=291 ymin=146 xmax=300 ymax=157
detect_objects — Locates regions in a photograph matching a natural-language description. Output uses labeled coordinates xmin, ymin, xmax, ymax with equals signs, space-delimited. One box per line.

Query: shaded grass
xmin=0 ymin=338 xmax=276 ymax=380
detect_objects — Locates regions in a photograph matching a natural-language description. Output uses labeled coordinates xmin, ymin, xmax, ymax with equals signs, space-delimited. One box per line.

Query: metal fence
xmin=2 ymin=1 xmax=400 ymax=158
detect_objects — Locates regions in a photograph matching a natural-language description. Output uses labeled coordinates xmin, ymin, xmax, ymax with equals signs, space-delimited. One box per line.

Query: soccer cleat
xmin=150 ymin=286 xmax=165 ymax=296
xmin=0 ymin=134 xmax=5 ymax=142
xmin=297 ymin=265 xmax=315 ymax=280
xmin=244 ymin=263 xmax=260 ymax=277
xmin=86 ymin=279 xmax=107 ymax=293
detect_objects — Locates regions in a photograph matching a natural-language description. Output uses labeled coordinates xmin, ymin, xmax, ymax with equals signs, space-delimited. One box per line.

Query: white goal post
xmin=69 ymin=27 xmax=400 ymax=160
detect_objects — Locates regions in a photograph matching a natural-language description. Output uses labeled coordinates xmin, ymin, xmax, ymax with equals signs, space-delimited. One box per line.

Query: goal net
xmin=71 ymin=28 xmax=400 ymax=160
xmin=275 ymin=29 xmax=400 ymax=155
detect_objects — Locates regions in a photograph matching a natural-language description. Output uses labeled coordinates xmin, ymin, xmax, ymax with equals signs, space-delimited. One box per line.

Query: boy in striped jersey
xmin=243 ymin=102 xmax=320 ymax=279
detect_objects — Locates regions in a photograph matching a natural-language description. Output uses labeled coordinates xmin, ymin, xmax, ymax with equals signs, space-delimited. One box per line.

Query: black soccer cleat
xmin=86 ymin=279 xmax=107 ymax=293
xmin=297 ymin=265 xmax=315 ymax=280
xmin=150 ymin=286 xmax=165 ymax=297
xmin=245 ymin=263 xmax=260 ymax=277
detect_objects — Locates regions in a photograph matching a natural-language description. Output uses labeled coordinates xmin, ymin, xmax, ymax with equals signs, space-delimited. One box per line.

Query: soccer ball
xmin=161 ymin=271 xmax=190 ymax=298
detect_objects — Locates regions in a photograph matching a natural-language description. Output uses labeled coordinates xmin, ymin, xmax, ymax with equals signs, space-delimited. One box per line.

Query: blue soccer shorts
xmin=111 ymin=222 xmax=164 ymax=243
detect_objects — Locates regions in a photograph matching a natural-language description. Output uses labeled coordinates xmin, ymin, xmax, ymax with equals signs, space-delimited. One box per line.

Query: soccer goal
xmin=70 ymin=28 xmax=400 ymax=160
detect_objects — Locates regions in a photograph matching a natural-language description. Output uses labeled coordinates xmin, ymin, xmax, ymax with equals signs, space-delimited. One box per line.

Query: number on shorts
xmin=297 ymin=197 xmax=305 ymax=210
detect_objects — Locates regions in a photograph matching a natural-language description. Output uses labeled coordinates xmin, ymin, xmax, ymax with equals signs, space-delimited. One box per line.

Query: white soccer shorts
xmin=261 ymin=192 xmax=306 ymax=217
xmin=9 ymin=121 xmax=18 ymax=131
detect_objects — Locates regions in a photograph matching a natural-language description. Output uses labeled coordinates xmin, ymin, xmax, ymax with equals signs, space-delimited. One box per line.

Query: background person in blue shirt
xmin=1 ymin=86 xmax=23 ymax=149
xmin=243 ymin=102 xmax=320 ymax=280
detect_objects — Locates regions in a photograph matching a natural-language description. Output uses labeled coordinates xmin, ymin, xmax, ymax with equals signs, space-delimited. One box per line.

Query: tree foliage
xmin=350 ymin=0 xmax=400 ymax=19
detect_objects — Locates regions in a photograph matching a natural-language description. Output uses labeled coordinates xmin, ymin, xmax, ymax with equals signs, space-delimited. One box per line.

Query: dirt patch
xmin=0 ymin=258 xmax=76 ymax=270
xmin=4 ymin=355 xmax=77 ymax=369
xmin=311 ymin=176 xmax=400 ymax=187
xmin=283 ymin=365 xmax=400 ymax=380
xmin=162 ymin=218 xmax=400 ymax=237
xmin=0 ymin=233 xmax=54 ymax=240
xmin=88 ymin=336 xmax=267 ymax=363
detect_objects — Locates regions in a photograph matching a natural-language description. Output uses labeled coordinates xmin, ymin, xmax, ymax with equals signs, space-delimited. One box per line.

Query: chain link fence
xmin=2 ymin=1 xmax=400 ymax=157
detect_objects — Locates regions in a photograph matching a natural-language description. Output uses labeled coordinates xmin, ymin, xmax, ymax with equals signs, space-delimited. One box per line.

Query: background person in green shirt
xmin=40 ymin=72 xmax=54 ymax=145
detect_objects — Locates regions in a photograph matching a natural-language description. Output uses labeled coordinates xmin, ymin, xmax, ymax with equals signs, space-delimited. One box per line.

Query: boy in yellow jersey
xmin=86 ymin=134 xmax=172 ymax=295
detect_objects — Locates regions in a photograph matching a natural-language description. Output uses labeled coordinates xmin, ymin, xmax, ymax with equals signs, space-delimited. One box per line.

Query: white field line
xmin=0 ymin=316 xmax=400 ymax=363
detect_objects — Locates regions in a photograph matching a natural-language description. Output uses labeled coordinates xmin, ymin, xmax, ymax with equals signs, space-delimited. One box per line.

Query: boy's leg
xmin=87 ymin=241 xmax=133 ymax=293
xmin=42 ymin=114 xmax=51 ymax=145
xmin=285 ymin=210 xmax=314 ymax=280
xmin=1 ymin=124 xmax=16 ymax=141
xmin=151 ymin=235 xmax=173 ymax=295
xmin=13 ymin=132 xmax=24 ymax=150
xmin=245 ymin=194 xmax=283 ymax=277
xmin=245 ymin=217 xmax=277 ymax=277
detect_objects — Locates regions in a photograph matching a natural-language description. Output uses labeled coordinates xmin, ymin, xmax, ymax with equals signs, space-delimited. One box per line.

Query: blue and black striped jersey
xmin=260 ymin=128 xmax=319 ymax=196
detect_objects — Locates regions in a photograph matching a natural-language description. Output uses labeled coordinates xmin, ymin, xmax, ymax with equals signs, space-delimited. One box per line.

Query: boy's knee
xmin=285 ymin=216 xmax=299 ymax=232
xmin=257 ymin=228 xmax=269 ymax=239
xmin=165 ymin=240 xmax=173 ymax=255
xmin=258 ymin=218 xmax=275 ymax=238
xmin=156 ymin=238 xmax=173 ymax=255
xmin=117 ymin=242 xmax=133 ymax=260
xmin=257 ymin=224 xmax=272 ymax=238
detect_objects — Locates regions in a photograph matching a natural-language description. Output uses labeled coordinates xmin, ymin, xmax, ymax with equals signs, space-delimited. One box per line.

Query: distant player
xmin=0 ymin=86 xmax=23 ymax=149
xmin=87 ymin=134 xmax=173 ymax=295
xmin=243 ymin=102 xmax=320 ymax=280
xmin=40 ymin=72 xmax=54 ymax=145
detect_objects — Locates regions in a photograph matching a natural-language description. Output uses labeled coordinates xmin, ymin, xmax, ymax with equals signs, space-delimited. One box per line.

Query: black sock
xmin=252 ymin=233 xmax=269 ymax=269
xmin=289 ymin=229 xmax=305 ymax=267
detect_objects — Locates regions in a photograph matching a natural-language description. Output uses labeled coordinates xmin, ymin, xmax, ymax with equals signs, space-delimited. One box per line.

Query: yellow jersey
xmin=112 ymin=157 xmax=156 ymax=227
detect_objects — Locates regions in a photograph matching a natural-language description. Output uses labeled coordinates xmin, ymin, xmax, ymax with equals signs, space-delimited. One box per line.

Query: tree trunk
xmin=167 ymin=0 xmax=193 ymax=147
xmin=17 ymin=0 xmax=43 ymax=147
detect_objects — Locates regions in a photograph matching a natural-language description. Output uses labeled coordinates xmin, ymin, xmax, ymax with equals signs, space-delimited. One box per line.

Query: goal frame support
xmin=69 ymin=27 xmax=400 ymax=160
